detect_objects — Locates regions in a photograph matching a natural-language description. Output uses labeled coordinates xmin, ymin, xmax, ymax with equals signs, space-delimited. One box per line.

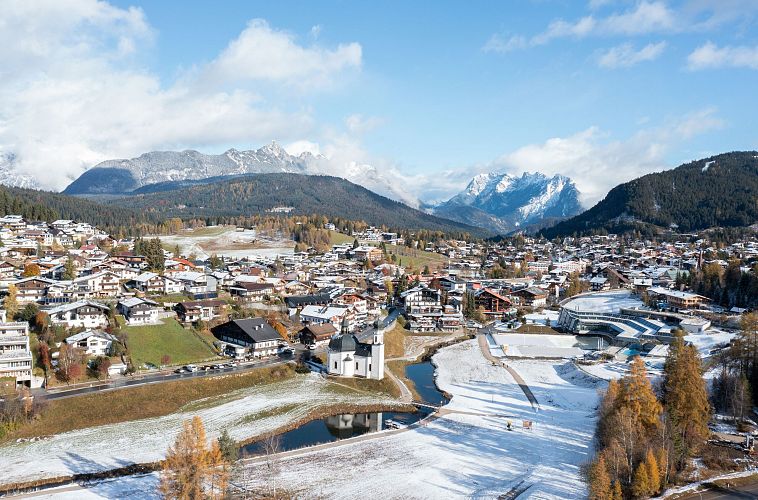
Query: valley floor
xmin=10 ymin=339 xmax=603 ymax=499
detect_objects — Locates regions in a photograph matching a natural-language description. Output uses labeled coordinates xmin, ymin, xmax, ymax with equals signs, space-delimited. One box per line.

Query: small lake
xmin=239 ymin=360 xmax=447 ymax=457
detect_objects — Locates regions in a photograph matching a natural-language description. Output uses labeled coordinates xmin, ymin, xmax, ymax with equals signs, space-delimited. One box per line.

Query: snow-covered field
xmin=158 ymin=226 xmax=294 ymax=260
xmin=562 ymin=290 xmax=643 ymax=314
xmin=492 ymin=333 xmax=585 ymax=358
xmin=0 ymin=374 xmax=397 ymax=489
xmin=685 ymin=327 xmax=736 ymax=358
xmin=228 ymin=340 xmax=602 ymax=499
xmin=25 ymin=340 xmax=603 ymax=499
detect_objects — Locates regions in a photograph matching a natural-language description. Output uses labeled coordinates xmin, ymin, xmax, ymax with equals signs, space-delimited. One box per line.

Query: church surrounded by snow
xmin=327 ymin=319 xmax=384 ymax=380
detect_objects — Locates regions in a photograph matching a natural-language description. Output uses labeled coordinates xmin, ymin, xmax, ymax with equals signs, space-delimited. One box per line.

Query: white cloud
xmin=484 ymin=1 xmax=675 ymax=52
xmin=598 ymin=41 xmax=666 ymax=67
xmin=284 ymin=140 xmax=321 ymax=156
xmin=409 ymin=109 xmax=726 ymax=207
xmin=687 ymin=41 xmax=758 ymax=70
xmin=203 ymin=19 xmax=361 ymax=89
xmin=0 ymin=1 xmax=362 ymax=190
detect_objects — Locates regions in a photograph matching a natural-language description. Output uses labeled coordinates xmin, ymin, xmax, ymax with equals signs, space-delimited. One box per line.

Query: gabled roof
xmin=212 ymin=318 xmax=280 ymax=344
xmin=46 ymin=300 xmax=110 ymax=314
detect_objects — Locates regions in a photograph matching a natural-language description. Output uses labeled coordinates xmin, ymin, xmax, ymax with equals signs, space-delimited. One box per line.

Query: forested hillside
xmin=0 ymin=185 xmax=151 ymax=235
xmin=104 ymin=173 xmax=486 ymax=237
xmin=541 ymin=151 xmax=758 ymax=238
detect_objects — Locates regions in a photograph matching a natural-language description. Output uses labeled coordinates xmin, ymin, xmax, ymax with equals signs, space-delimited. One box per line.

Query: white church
xmin=327 ymin=320 xmax=385 ymax=380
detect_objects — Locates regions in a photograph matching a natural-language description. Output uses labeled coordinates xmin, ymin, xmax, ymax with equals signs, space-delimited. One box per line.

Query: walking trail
xmin=477 ymin=332 xmax=541 ymax=411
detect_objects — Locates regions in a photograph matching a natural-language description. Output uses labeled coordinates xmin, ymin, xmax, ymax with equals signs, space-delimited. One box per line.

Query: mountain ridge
xmin=540 ymin=151 xmax=758 ymax=238
xmin=431 ymin=171 xmax=583 ymax=233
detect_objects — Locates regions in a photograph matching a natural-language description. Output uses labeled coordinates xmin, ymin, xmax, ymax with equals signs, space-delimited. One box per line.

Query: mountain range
xmin=62 ymin=142 xmax=412 ymax=205
xmin=431 ymin=172 xmax=583 ymax=233
xmin=541 ymin=151 xmax=758 ymax=238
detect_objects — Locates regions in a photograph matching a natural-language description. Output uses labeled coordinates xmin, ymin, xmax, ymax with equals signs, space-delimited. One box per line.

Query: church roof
xmin=328 ymin=333 xmax=358 ymax=352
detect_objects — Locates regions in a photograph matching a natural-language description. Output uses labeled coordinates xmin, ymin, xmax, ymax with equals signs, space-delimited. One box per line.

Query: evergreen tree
xmin=62 ymin=256 xmax=76 ymax=280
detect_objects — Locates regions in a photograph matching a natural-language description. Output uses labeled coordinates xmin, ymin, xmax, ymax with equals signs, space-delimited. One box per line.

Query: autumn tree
xmin=22 ymin=263 xmax=40 ymax=277
xmin=4 ymin=284 xmax=18 ymax=320
xmin=663 ymin=332 xmax=711 ymax=470
xmin=587 ymin=454 xmax=612 ymax=500
xmin=160 ymin=416 xmax=229 ymax=500
xmin=56 ymin=344 xmax=83 ymax=383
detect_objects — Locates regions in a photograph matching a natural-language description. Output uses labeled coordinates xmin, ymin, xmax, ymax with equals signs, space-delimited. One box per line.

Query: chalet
xmin=647 ymin=287 xmax=707 ymax=311
xmin=300 ymin=304 xmax=353 ymax=331
xmin=474 ymin=288 xmax=512 ymax=317
xmin=45 ymin=300 xmax=110 ymax=328
xmin=73 ymin=271 xmax=120 ymax=297
xmin=172 ymin=271 xmax=208 ymax=295
xmin=211 ymin=318 xmax=282 ymax=358
xmin=13 ymin=277 xmax=56 ymax=304
xmin=352 ymin=246 xmax=383 ymax=262
xmin=65 ymin=329 xmax=116 ymax=356
xmin=175 ymin=299 xmax=227 ymax=323
xmin=117 ymin=297 xmax=161 ymax=325
xmin=511 ymin=287 xmax=548 ymax=309
xmin=131 ymin=272 xmax=165 ymax=294
xmin=436 ymin=276 xmax=466 ymax=293
xmin=299 ymin=323 xmax=338 ymax=346
xmin=229 ymin=282 xmax=274 ymax=302
xmin=285 ymin=293 xmax=331 ymax=315
xmin=335 ymin=293 xmax=368 ymax=327
xmin=400 ymin=286 xmax=443 ymax=332
xmin=590 ymin=276 xmax=610 ymax=291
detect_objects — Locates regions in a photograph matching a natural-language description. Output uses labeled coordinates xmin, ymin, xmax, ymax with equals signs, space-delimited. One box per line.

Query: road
xmin=479 ymin=326 xmax=541 ymax=411
xmin=681 ymin=481 xmax=758 ymax=499
xmin=33 ymin=356 xmax=292 ymax=400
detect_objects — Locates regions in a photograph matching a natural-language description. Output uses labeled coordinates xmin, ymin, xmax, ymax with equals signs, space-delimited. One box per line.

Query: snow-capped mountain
xmin=432 ymin=172 xmax=583 ymax=233
xmin=62 ymin=142 xmax=412 ymax=204
xmin=0 ymin=153 xmax=41 ymax=189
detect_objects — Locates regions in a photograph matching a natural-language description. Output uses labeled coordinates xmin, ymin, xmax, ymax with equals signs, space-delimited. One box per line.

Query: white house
xmin=65 ymin=329 xmax=117 ymax=356
xmin=45 ymin=300 xmax=110 ymax=329
xmin=326 ymin=323 xmax=384 ymax=380
xmin=117 ymin=297 xmax=161 ymax=325
xmin=0 ymin=322 xmax=33 ymax=387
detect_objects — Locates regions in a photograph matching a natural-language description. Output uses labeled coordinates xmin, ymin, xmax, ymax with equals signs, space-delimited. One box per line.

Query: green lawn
xmin=386 ymin=244 xmax=446 ymax=273
xmin=328 ymin=230 xmax=355 ymax=245
xmin=125 ymin=319 xmax=219 ymax=368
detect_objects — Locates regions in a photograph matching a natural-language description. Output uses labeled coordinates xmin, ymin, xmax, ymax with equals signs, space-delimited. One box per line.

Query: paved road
xmin=478 ymin=328 xmax=541 ymax=411
xmin=33 ymin=356 xmax=291 ymax=400
xmin=681 ymin=481 xmax=758 ymax=499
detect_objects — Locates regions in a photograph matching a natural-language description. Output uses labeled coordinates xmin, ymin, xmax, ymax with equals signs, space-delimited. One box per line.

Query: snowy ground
xmin=158 ymin=226 xmax=293 ymax=260
xmin=491 ymin=333 xmax=585 ymax=358
xmin=228 ymin=340 xmax=602 ymax=499
xmin=685 ymin=327 xmax=736 ymax=359
xmin=562 ymin=290 xmax=643 ymax=314
xmin=524 ymin=310 xmax=560 ymax=327
xmin=0 ymin=374 xmax=397 ymax=489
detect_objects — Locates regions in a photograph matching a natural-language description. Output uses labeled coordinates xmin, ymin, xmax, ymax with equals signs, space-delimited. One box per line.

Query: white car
xmin=185 ymin=365 xmax=198 ymax=372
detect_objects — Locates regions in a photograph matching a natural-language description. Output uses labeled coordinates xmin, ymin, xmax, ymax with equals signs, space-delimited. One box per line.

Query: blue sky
xmin=2 ymin=0 xmax=757 ymax=204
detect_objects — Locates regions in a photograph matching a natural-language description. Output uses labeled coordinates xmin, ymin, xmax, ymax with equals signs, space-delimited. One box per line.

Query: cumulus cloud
xmin=687 ymin=41 xmax=758 ymax=70
xmin=0 ymin=1 xmax=362 ymax=190
xmin=202 ymin=19 xmax=361 ymax=89
xmin=598 ymin=41 xmax=666 ymax=67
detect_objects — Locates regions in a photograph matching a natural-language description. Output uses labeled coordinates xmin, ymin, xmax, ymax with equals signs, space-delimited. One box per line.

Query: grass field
xmin=125 ymin=319 xmax=219 ymax=367
xmin=328 ymin=230 xmax=355 ymax=245
xmin=383 ymin=323 xmax=407 ymax=359
xmin=5 ymin=364 xmax=296 ymax=441
xmin=386 ymin=244 xmax=446 ymax=273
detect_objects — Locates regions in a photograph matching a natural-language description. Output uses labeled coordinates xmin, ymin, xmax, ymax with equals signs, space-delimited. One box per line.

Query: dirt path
xmin=477 ymin=332 xmax=541 ymax=411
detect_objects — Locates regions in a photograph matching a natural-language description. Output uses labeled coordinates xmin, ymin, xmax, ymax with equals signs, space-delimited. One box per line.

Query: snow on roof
xmin=562 ymin=290 xmax=643 ymax=314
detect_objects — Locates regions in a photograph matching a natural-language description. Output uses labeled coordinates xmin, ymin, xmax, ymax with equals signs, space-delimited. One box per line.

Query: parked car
xmin=185 ymin=365 xmax=198 ymax=372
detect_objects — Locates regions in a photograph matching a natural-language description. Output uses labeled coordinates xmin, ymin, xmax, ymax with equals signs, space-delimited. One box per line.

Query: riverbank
xmin=0 ymin=371 xmax=404 ymax=492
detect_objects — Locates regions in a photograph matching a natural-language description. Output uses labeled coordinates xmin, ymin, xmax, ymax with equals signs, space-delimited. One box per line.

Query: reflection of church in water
xmin=324 ymin=413 xmax=383 ymax=439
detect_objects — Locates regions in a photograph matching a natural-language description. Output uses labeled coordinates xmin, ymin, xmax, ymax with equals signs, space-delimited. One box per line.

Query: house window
xmin=334 ymin=361 xmax=337 ymax=369
xmin=355 ymin=362 xmax=359 ymax=370
xmin=369 ymin=364 xmax=372 ymax=372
